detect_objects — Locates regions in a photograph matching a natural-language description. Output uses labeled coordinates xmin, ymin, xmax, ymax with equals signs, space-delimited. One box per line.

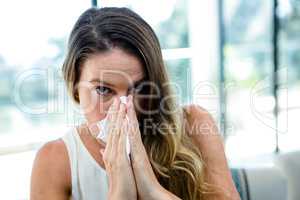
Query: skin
xmin=30 ymin=48 xmax=240 ymax=200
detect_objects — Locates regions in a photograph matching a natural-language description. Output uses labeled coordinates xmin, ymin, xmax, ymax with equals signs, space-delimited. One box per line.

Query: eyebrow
xmin=89 ymin=77 xmax=145 ymax=88
xmin=89 ymin=79 xmax=114 ymax=86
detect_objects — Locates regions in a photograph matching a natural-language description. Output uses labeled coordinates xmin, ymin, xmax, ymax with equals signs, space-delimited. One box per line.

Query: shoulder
xmin=36 ymin=139 xmax=67 ymax=158
xmin=182 ymin=105 xmax=240 ymax=200
xmin=182 ymin=104 xmax=219 ymax=137
xmin=31 ymin=139 xmax=71 ymax=197
xmin=33 ymin=139 xmax=71 ymax=183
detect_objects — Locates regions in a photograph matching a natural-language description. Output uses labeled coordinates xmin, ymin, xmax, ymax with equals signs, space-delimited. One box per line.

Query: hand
xmin=99 ymin=97 xmax=137 ymax=200
xmin=126 ymin=95 xmax=181 ymax=200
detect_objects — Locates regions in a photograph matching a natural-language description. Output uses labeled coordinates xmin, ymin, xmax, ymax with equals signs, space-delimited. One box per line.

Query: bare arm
xmin=184 ymin=105 xmax=240 ymax=200
xmin=30 ymin=139 xmax=71 ymax=200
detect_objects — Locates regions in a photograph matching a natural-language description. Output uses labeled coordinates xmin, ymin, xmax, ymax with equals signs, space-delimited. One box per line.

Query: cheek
xmin=78 ymin=88 xmax=109 ymax=123
xmin=84 ymin=101 xmax=108 ymax=123
xmin=78 ymin=87 xmax=98 ymax=112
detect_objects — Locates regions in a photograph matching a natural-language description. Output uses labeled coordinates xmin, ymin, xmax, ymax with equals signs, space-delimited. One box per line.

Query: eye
xmin=95 ymin=86 xmax=112 ymax=96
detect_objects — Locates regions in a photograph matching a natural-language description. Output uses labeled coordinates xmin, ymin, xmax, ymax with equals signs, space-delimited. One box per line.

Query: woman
xmin=30 ymin=7 xmax=240 ymax=200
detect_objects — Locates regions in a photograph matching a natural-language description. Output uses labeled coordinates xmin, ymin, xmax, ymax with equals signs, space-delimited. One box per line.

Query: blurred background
xmin=0 ymin=0 xmax=300 ymax=199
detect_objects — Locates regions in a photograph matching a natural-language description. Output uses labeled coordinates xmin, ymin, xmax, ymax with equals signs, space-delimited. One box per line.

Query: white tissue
xmin=97 ymin=96 xmax=131 ymax=161
xmin=120 ymin=96 xmax=127 ymax=104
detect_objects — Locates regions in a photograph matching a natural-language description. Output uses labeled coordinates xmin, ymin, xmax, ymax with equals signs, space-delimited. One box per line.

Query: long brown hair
xmin=62 ymin=7 xmax=210 ymax=200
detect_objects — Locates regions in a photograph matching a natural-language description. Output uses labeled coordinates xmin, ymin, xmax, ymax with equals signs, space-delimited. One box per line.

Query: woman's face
xmin=78 ymin=48 xmax=145 ymax=125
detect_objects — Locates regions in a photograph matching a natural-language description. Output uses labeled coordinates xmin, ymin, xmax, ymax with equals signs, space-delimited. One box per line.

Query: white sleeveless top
xmin=62 ymin=127 xmax=109 ymax=200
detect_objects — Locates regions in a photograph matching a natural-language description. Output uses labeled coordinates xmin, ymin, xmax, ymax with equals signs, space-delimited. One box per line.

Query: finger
xmin=107 ymin=97 xmax=120 ymax=124
xmin=111 ymin=102 xmax=126 ymax=153
xmin=126 ymin=95 xmax=145 ymax=164
xmin=112 ymin=99 xmax=126 ymax=142
xmin=106 ymin=98 xmax=118 ymax=144
xmin=105 ymin=98 xmax=120 ymax=155
xmin=116 ymin=100 xmax=127 ymax=125
xmin=127 ymin=95 xmax=140 ymax=138
xmin=118 ymin=119 xmax=128 ymax=158
xmin=104 ymin=97 xmax=118 ymax=139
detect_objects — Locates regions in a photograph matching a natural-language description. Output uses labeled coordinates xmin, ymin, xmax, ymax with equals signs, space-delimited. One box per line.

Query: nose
xmin=113 ymin=91 xmax=129 ymax=103
xmin=119 ymin=87 xmax=133 ymax=98
xmin=116 ymin=92 xmax=128 ymax=99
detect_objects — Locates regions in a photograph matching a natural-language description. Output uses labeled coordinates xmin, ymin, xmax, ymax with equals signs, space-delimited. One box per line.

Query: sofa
xmin=231 ymin=166 xmax=287 ymax=200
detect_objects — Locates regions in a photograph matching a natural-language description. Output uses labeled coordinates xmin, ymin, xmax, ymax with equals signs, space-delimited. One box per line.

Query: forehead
xmin=80 ymin=48 xmax=144 ymax=84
